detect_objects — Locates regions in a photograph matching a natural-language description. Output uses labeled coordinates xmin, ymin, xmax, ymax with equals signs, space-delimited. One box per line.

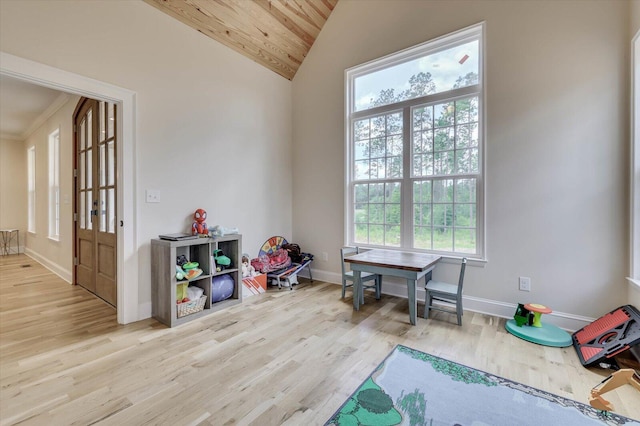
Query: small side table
xmin=0 ymin=229 xmax=19 ymax=255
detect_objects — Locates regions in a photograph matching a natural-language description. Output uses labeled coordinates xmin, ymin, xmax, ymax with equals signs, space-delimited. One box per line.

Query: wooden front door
xmin=73 ymin=98 xmax=117 ymax=307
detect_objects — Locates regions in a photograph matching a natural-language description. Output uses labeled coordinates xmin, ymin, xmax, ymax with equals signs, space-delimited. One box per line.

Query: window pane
xmin=413 ymin=106 xmax=433 ymax=131
xmin=433 ymin=226 xmax=453 ymax=251
xmin=80 ymin=191 xmax=86 ymax=229
xmin=108 ymin=188 xmax=115 ymax=233
xmin=354 ymin=159 xmax=370 ymax=179
xmin=100 ymin=144 xmax=106 ymax=187
xmin=369 ymin=225 xmax=384 ymax=245
xmin=107 ymin=139 xmax=115 ymax=185
xmin=355 ymin=223 xmax=368 ymax=244
xmin=99 ymin=101 xmax=105 ymax=139
xmin=99 ymin=189 xmax=106 ymax=232
xmin=414 ymin=204 xmax=432 ymax=226
xmin=414 ymin=226 xmax=432 ymax=250
xmin=80 ymin=118 xmax=85 ymax=150
xmin=433 ymin=203 xmax=454 ymax=229
xmin=454 ymin=228 xmax=476 ymax=253
xmin=413 ymin=180 xmax=432 ymax=203
xmin=369 ymin=204 xmax=384 ymax=223
xmin=85 ymin=192 xmax=92 ymax=230
xmin=107 ymin=103 xmax=115 ymax=139
xmin=355 ymin=184 xmax=369 ymax=202
xmin=355 ymin=203 xmax=368 ymax=223
xmin=385 ymin=204 xmax=400 ymax=225
xmin=385 ymin=225 xmax=401 ymax=246
xmin=86 ymin=148 xmax=93 ymax=189
xmin=80 ymin=152 xmax=86 ymax=190
xmin=352 ymin=112 xmax=404 ymax=181
xmin=87 ymin=109 xmax=92 ymax=148
xmin=355 ymin=140 xmax=369 ymax=160
xmin=433 ymin=179 xmax=453 ymax=202
xmin=455 ymin=178 xmax=476 ymax=202
xmin=434 ymin=127 xmax=454 ymax=150
xmin=387 ymin=156 xmax=402 ymax=178
xmin=385 ymin=182 xmax=401 ymax=202
xmin=454 ymin=204 xmax=476 ymax=227
xmin=354 ymin=40 xmax=479 ymax=112
xmin=455 ymin=149 xmax=475 ymax=174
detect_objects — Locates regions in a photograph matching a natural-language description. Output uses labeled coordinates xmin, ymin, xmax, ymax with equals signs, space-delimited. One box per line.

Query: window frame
xmin=48 ymin=128 xmax=60 ymax=241
xmin=344 ymin=22 xmax=486 ymax=259
xmin=27 ymin=145 xmax=36 ymax=234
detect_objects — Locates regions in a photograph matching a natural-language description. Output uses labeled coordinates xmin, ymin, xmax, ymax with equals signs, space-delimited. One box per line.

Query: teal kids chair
xmin=423 ymin=258 xmax=467 ymax=326
xmin=340 ymin=247 xmax=382 ymax=304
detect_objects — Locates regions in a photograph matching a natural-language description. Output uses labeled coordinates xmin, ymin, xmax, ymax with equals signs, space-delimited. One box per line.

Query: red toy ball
xmin=192 ymin=208 xmax=209 ymax=236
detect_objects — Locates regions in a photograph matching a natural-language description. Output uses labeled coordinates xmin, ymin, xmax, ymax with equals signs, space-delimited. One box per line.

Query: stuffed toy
xmin=192 ymin=208 xmax=209 ymax=236
xmin=241 ymin=255 xmax=257 ymax=278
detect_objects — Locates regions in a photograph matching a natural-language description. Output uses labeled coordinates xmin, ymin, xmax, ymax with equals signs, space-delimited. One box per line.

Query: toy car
xmin=213 ymin=249 xmax=231 ymax=270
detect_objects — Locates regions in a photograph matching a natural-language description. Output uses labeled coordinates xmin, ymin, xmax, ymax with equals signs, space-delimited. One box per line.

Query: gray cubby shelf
xmin=151 ymin=234 xmax=242 ymax=327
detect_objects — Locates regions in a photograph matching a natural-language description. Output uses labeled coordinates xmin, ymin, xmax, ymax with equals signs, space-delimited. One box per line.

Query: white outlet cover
xmin=146 ymin=190 xmax=161 ymax=203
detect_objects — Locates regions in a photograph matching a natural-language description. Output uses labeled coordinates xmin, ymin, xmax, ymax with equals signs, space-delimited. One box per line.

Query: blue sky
xmin=355 ymin=40 xmax=479 ymax=111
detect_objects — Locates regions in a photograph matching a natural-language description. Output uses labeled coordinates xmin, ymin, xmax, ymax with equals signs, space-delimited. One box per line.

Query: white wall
xmin=18 ymin=95 xmax=78 ymax=280
xmin=633 ymin=0 xmax=640 ymax=35
xmin=0 ymin=138 xmax=27 ymax=250
xmin=631 ymin=0 xmax=640 ymax=308
xmin=292 ymin=0 xmax=630 ymax=318
xmin=0 ymin=0 xmax=293 ymax=318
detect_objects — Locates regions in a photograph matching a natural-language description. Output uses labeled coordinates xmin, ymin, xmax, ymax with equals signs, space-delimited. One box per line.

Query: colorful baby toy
xmin=192 ymin=208 xmax=209 ymax=236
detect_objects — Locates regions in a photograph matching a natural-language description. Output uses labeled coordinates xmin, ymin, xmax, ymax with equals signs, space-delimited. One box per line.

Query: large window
xmin=346 ymin=23 xmax=484 ymax=258
xmin=48 ymin=128 xmax=60 ymax=240
xmin=27 ymin=146 xmax=36 ymax=234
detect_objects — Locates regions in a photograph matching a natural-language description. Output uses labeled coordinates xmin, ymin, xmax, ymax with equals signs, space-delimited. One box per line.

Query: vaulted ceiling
xmin=144 ymin=0 xmax=338 ymax=80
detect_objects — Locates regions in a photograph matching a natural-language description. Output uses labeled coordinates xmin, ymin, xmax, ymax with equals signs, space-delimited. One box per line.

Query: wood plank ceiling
xmin=144 ymin=0 xmax=338 ymax=80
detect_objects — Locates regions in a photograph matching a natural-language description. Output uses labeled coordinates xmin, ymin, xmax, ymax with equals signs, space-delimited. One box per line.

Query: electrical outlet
xmin=519 ymin=276 xmax=531 ymax=292
xmin=322 ymin=251 xmax=328 ymax=262
xmin=146 ymin=189 xmax=161 ymax=203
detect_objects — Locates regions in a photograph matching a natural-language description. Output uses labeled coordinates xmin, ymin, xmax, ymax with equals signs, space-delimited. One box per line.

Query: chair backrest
xmin=457 ymin=258 xmax=467 ymax=296
xmin=340 ymin=247 xmax=358 ymax=276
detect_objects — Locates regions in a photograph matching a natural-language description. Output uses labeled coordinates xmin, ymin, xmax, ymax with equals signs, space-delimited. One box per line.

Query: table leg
xmin=353 ymin=270 xmax=361 ymax=311
xmin=407 ymin=278 xmax=417 ymax=325
xmin=0 ymin=231 xmax=9 ymax=256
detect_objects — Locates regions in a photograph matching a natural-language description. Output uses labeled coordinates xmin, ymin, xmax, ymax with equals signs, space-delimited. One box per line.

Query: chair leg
xmin=424 ymin=292 xmax=431 ymax=319
xmin=375 ymin=275 xmax=381 ymax=300
xmin=456 ymin=302 xmax=463 ymax=326
xmin=341 ymin=280 xmax=347 ymax=299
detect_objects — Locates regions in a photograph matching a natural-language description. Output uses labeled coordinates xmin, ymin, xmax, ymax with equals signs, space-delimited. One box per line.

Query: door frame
xmin=1 ymin=52 xmax=138 ymax=324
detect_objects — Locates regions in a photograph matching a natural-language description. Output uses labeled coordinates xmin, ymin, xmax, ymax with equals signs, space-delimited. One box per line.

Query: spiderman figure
xmin=192 ymin=208 xmax=209 ymax=236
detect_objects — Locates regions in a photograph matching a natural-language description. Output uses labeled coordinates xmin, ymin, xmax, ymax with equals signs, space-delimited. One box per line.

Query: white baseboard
xmin=311 ymin=268 xmax=593 ymax=332
xmin=23 ymin=248 xmax=72 ymax=283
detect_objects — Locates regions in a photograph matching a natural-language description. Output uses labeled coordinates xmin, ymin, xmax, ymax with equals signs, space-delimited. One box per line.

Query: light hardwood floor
xmin=1 ymin=254 xmax=638 ymax=425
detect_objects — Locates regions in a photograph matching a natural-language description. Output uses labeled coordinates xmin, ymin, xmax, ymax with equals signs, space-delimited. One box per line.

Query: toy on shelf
xmin=213 ymin=249 xmax=231 ymax=271
xmin=191 ymin=208 xmax=209 ymax=236
xmin=589 ymin=369 xmax=640 ymax=412
xmin=211 ymin=225 xmax=239 ymax=237
xmin=175 ymin=265 xmax=186 ymax=281
xmin=505 ymin=302 xmax=572 ymax=347
xmin=211 ymin=274 xmax=234 ymax=302
xmin=175 ymin=255 xmax=202 ymax=281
